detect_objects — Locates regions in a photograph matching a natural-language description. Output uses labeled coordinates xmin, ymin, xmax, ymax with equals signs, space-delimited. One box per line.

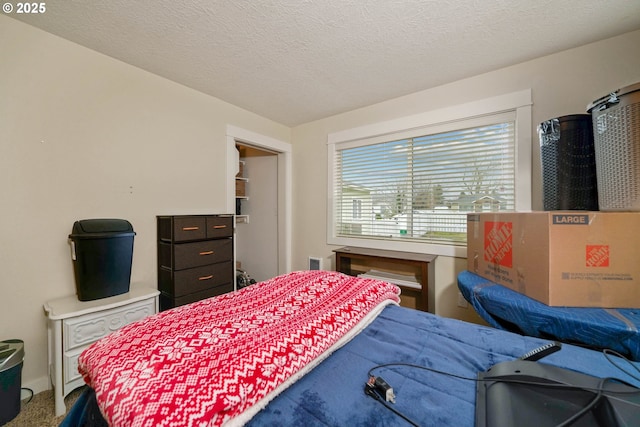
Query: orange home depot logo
xmin=484 ymin=221 xmax=513 ymax=268
xmin=586 ymin=245 xmax=609 ymax=267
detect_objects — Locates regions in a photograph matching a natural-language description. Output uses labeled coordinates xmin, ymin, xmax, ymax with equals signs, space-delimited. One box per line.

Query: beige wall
xmin=290 ymin=29 xmax=640 ymax=322
xmin=0 ymin=15 xmax=290 ymax=392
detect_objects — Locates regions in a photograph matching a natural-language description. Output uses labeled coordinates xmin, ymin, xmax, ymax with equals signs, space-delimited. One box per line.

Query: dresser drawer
xmin=158 ymin=216 xmax=233 ymax=242
xmin=206 ymin=216 xmax=233 ymax=238
xmin=160 ymin=283 xmax=234 ymax=309
xmin=63 ymin=298 xmax=156 ymax=351
xmin=159 ymin=261 xmax=233 ymax=297
xmin=159 ymin=238 xmax=232 ymax=270
xmin=158 ymin=216 xmax=207 ymax=242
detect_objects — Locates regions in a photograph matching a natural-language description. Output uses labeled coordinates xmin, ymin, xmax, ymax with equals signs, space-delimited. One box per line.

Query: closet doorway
xmin=226 ymin=126 xmax=292 ymax=284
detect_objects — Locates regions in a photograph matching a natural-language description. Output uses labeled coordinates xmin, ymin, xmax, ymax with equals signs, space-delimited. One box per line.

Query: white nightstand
xmin=43 ymin=285 xmax=159 ymax=417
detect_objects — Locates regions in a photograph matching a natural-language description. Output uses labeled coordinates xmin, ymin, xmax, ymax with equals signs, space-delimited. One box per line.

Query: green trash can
xmin=0 ymin=339 xmax=24 ymax=425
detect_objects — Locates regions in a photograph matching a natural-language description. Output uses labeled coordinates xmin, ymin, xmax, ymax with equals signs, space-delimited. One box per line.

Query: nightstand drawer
xmin=63 ymin=298 xmax=156 ymax=351
xmin=64 ymin=347 xmax=83 ymax=385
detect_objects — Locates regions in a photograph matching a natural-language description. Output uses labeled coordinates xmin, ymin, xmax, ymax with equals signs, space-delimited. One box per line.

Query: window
xmin=352 ymin=199 xmax=362 ymax=219
xmin=327 ymin=90 xmax=532 ymax=258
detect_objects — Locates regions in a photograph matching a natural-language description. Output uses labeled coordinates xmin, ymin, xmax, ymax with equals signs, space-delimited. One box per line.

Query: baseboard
xmin=22 ymin=375 xmax=51 ymax=398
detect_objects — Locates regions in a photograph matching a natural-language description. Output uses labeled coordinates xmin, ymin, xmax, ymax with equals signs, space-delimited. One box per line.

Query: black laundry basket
xmin=69 ymin=219 xmax=135 ymax=301
xmin=538 ymin=114 xmax=599 ymax=211
xmin=0 ymin=339 xmax=24 ymax=425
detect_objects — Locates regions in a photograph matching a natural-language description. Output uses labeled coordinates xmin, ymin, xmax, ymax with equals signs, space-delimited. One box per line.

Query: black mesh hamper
xmin=538 ymin=114 xmax=599 ymax=211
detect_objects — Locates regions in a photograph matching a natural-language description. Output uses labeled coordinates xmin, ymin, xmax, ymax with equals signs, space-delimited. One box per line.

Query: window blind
xmin=332 ymin=115 xmax=516 ymax=246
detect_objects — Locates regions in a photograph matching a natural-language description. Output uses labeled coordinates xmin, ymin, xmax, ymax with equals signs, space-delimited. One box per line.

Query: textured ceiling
xmin=9 ymin=0 xmax=640 ymax=126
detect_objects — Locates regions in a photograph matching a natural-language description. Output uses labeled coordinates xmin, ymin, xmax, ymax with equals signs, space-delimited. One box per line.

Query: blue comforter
xmin=249 ymin=304 xmax=640 ymax=426
xmin=63 ymin=304 xmax=640 ymax=426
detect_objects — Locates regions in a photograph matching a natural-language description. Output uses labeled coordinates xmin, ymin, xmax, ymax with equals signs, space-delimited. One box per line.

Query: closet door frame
xmin=226 ymin=125 xmax=292 ymax=275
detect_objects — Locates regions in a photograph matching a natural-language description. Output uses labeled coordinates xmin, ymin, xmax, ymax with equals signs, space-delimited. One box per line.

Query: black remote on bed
xmin=519 ymin=342 xmax=562 ymax=361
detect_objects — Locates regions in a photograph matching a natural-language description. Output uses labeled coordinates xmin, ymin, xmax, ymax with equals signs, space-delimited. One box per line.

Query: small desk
xmin=333 ymin=246 xmax=436 ymax=312
xmin=458 ymin=270 xmax=640 ymax=361
xmin=44 ymin=285 xmax=159 ymax=416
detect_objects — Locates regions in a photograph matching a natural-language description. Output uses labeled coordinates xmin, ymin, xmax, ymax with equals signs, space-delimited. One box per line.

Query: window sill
xmin=328 ymin=235 xmax=466 ymax=258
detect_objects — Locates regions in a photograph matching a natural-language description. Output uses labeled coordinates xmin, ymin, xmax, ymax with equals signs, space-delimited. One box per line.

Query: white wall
xmin=290 ymin=29 xmax=640 ymax=322
xmin=0 ymin=15 xmax=290 ymax=393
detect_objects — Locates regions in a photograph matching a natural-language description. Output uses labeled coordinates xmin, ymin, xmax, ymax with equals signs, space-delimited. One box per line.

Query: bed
xmin=61 ymin=270 xmax=640 ymax=426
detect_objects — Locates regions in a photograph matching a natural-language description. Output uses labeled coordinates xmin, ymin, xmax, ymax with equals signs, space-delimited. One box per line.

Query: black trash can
xmin=69 ymin=219 xmax=135 ymax=301
xmin=0 ymin=339 xmax=24 ymax=425
xmin=538 ymin=114 xmax=599 ymax=211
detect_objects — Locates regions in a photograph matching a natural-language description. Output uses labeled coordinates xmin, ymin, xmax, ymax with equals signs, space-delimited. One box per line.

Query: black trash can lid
xmin=0 ymin=340 xmax=24 ymax=373
xmin=69 ymin=219 xmax=135 ymax=239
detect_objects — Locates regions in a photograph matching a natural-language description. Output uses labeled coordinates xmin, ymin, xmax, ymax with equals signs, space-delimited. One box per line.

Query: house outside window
xmin=353 ymin=199 xmax=362 ymax=219
xmin=327 ymin=90 xmax=532 ymax=258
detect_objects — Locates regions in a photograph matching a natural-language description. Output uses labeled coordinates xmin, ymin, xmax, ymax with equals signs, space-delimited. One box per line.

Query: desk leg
xmin=420 ymin=263 xmax=429 ymax=312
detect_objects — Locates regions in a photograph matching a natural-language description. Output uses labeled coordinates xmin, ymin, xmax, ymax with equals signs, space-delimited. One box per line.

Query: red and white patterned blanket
xmin=78 ymin=270 xmax=400 ymax=426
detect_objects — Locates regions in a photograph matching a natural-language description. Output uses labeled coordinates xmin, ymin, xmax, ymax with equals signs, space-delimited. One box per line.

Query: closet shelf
xmin=236 ymin=215 xmax=249 ymax=224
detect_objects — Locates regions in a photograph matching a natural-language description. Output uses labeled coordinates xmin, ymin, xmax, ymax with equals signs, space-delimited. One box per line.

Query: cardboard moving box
xmin=467 ymin=212 xmax=640 ymax=308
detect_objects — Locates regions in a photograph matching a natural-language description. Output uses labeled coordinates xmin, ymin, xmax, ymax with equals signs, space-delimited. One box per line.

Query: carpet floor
xmin=4 ymin=387 xmax=84 ymax=427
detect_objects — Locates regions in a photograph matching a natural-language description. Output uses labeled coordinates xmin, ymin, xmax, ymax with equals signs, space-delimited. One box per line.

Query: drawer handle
xmin=198 ymin=275 xmax=213 ymax=281
xmin=199 ymin=251 xmax=214 ymax=256
xmin=212 ymin=225 xmax=227 ymax=229
xmin=182 ymin=226 xmax=200 ymax=231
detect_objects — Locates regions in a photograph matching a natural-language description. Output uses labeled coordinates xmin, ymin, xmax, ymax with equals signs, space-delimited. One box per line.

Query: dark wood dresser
xmin=157 ymin=215 xmax=234 ymax=311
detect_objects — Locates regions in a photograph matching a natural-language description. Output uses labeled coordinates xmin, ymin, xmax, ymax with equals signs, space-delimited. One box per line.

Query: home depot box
xmin=467 ymin=212 xmax=640 ymax=308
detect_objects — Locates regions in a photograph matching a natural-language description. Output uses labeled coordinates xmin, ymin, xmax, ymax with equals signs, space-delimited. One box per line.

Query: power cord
xmin=364 ymin=376 xmax=420 ymax=427
xmin=555 ymin=377 xmax=608 ymax=427
xmin=603 ymin=349 xmax=640 ymax=382
xmin=21 ymin=387 xmax=34 ymax=404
